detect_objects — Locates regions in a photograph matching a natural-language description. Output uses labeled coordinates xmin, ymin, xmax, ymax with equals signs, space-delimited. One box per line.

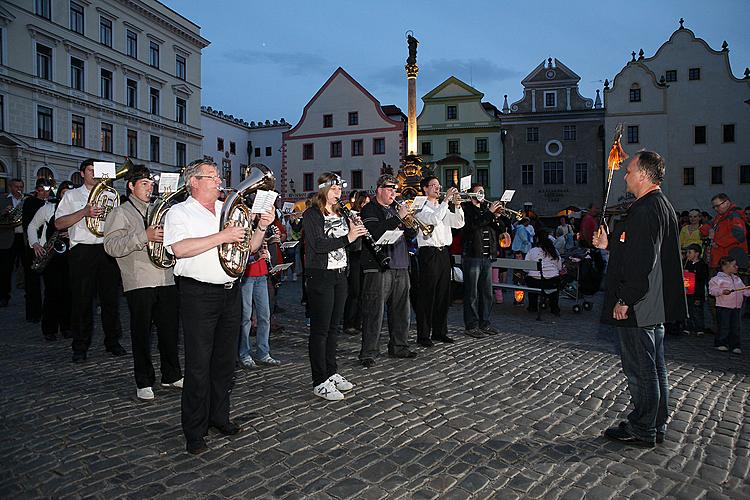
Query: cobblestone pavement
xmin=1 ymin=281 xmax=749 ymax=499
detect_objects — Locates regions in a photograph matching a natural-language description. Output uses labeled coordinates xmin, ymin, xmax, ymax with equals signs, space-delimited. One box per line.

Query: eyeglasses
xmin=195 ymin=175 xmax=223 ymax=182
xmin=712 ymin=200 xmax=727 ymax=210
xmin=381 ymin=184 xmax=398 ymax=190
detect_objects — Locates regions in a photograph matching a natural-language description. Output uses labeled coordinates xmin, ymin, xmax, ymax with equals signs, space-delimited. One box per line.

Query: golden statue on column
xmin=398 ymin=31 xmax=425 ymax=199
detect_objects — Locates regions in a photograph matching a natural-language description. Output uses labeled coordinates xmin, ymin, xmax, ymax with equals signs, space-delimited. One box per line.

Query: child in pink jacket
xmin=709 ymin=256 xmax=750 ymax=354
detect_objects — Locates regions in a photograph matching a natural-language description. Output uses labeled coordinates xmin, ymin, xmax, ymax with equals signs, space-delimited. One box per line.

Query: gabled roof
xmin=422 ymin=76 xmax=484 ymax=101
xmin=521 ymin=58 xmax=581 ymax=87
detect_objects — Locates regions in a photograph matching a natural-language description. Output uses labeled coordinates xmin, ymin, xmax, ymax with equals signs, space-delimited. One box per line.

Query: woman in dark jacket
xmin=302 ymin=173 xmax=366 ymax=401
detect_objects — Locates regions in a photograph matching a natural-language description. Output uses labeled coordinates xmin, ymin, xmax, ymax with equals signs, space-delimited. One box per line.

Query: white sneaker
xmin=328 ymin=373 xmax=354 ymax=392
xmin=161 ymin=378 xmax=183 ymax=389
xmin=136 ymin=387 xmax=154 ymax=400
xmin=715 ymin=346 xmax=729 ymax=352
xmin=313 ymin=379 xmax=344 ymax=401
xmin=732 ymin=348 xmax=742 ymax=354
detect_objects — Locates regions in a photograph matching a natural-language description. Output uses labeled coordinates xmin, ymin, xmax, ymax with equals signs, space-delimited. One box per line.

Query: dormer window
xmin=629 ymin=85 xmax=641 ymax=102
xmin=688 ymin=68 xmax=700 ymax=80
xmin=544 ymin=91 xmax=556 ymax=108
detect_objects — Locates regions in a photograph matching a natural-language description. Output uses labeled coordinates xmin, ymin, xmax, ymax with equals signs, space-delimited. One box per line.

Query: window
xmin=100 ymin=69 xmax=112 ymax=100
xmin=229 ymin=141 xmax=236 ymax=155
xmin=254 ymin=147 xmax=261 ymax=157
xmin=70 ymin=57 xmax=84 ymax=90
xmin=100 ymin=122 xmax=113 ymax=153
xmin=175 ymin=97 xmax=186 ymax=124
xmin=217 ymin=138 xmax=224 ymax=151
xmin=126 ymin=30 xmax=137 ymax=58
xmin=175 ymin=55 xmax=186 ymax=80
xmin=446 ymin=105 xmax=458 ymax=120
xmin=522 ymin=165 xmax=537 ymax=188
xmin=665 ymin=70 xmax=677 ymax=82
xmin=37 ymin=167 xmax=54 ymax=182
xmin=421 ymin=142 xmax=432 ymax=155
xmin=149 ymin=135 xmax=160 ymax=162
xmin=373 ymin=138 xmax=385 ymax=155
xmin=544 ymin=91 xmax=556 ymax=108
xmin=303 ymin=143 xmax=314 ymax=160
xmin=323 ymin=114 xmax=333 ymax=128
xmin=627 ymin=125 xmax=639 ymax=144
xmin=683 ymin=167 xmax=695 ymax=185
xmin=575 ymin=162 xmax=588 ymax=184
xmin=694 ymin=126 xmax=706 ymax=144
xmin=741 ymin=165 xmax=750 ymax=184
xmin=543 ymin=161 xmax=564 ymax=184
xmin=330 ymin=141 xmax=342 ymax=158
xmin=149 ymin=42 xmax=159 ymax=68
xmin=149 ymin=88 xmax=159 ymax=115
xmin=476 ymin=138 xmax=488 ymax=153
xmin=711 ymin=166 xmax=723 ymax=185
xmin=265 ymin=146 xmax=272 ymax=156
xmin=36 ymin=44 xmax=52 ymax=80
xmin=70 ymin=2 xmax=84 ymax=34
xmin=126 ymin=79 xmax=137 ymax=108
xmin=447 ymin=140 xmax=460 ymax=154
xmin=476 ymin=168 xmax=489 ymax=188
xmin=351 ymin=139 xmax=363 ymax=156
xmin=351 ymin=170 xmax=363 ymax=189
xmin=629 ymin=87 xmax=641 ymax=102
xmin=444 ymin=169 xmax=459 ymax=188
xmin=723 ymin=124 xmax=735 ymax=143
xmin=37 ymin=106 xmax=53 ymax=140
xmin=688 ymin=68 xmax=700 ymax=80
xmin=563 ymin=125 xmax=577 ymax=141
xmin=527 ymin=127 xmax=539 ymax=143
xmin=0 ymin=95 xmax=4 ymax=131
xmin=176 ymin=142 xmax=186 ymax=167
xmin=71 ymin=115 xmax=85 ymax=147
xmin=71 ymin=172 xmax=83 ymax=186
xmin=127 ymin=129 xmax=137 ymax=158
xmin=348 ymin=112 xmax=358 ymax=126
xmin=35 ymin=0 xmax=50 ymax=19
xmin=100 ymin=18 xmax=112 ymax=47
xmin=303 ymin=173 xmax=314 ymax=191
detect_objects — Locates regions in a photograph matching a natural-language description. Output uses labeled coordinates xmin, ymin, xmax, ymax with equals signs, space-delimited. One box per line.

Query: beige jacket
xmin=103 ymin=196 xmax=174 ymax=292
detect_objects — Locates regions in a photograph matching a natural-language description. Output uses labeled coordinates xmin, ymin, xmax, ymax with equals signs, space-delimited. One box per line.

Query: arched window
xmin=629 ymin=84 xmax=641 ymax=103
xmin=71 ymin=171 xmax=83 ymax=186
xmin=37 ymin=166 xmax=55 ymax=182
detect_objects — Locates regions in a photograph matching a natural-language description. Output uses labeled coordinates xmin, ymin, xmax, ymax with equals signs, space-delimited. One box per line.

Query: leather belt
xmin=180 ymin=277 xmax=236 ymax=289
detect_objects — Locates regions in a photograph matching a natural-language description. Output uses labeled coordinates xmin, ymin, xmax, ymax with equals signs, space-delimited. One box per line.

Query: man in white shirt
xmin=56 ymin=159 xmax=124 ymax=363
xmin=0 ymin=178 xmax=25 ymax=307
xmin=415 ymin=176 xmax=464 ymax=347
xmin=163 ymin=158 xmax=273 ymax=455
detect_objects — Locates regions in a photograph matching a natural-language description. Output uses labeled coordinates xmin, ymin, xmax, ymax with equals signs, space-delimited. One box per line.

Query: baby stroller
xmin=560 ymin=247 xmax=604 ymax=313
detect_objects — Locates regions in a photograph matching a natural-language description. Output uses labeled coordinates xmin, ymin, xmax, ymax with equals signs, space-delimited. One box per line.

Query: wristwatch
xmin=616 ymin=299 xmax=626 ymax=306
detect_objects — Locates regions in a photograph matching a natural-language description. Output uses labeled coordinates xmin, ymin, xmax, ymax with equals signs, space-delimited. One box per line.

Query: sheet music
xmin=269 ymin=263 xmax=293 ymax=275
xmin=281 ymin=202 xmax=294 ymax=213
xmin=280 ymin=241 xmax=299 ymax=249
xmin=375 ymin=229 xmax=404 ymax=246
xmin=460 ymin=175 xmax=472 ymax=192
xmin=410 ymin=196 xmax=427 ymax=210
xmin=158 ymin=173 xmax=180 ymax=193
xmin=93 ymin=162 xmax=116 ymax=179
xmin=251 ymin=190 xmax=279 ymax=213
xmin=500 ymin=190 xmax=516 ymax=203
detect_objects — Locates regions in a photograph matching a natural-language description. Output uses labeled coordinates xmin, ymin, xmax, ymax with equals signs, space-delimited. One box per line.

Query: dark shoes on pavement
xmin=210 ymin=420 xmax=243 ymax=436
xmin=72 ymin=351 xmax=87 ymax=363
xmin=44 ymin=333 xmax=57 ymax=342
xmin=465 ymin=328 xmax=486 ymax=339
xmin=417 ymin=339 xmax=434 ymax=348
xmin=433 ymin=335 xmax=454 ymax=344
xmin=186 ymin=438 xmax=208 ymax=455
xmin=388 ymin=349 xmax=417 ymax=359
xmin=604 ymin=422 xmax=656 ymax=448
xmin=106 ymin=344 xmax=127 ymax=356
xmin=361 ymin=358 xmax=376 ymax=368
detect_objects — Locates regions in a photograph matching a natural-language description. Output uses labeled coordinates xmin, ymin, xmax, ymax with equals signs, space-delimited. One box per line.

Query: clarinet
xmin=337 ymin=200 xmax=391 ymax=268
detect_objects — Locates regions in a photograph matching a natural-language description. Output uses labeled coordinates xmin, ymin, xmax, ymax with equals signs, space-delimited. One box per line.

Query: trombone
xmin=393 ymin=199 xmax=434 ymax=237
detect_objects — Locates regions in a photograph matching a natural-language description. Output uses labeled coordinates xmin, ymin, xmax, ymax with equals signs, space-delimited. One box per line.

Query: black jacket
xmin=461 ymin=201 xmax=505 ymax=258
xmin=359 ymin=201 xmax=415 ymax=272
xmin=301 ymin=207 xmax=353 ymax=270
xmin=602 ymin=189 xmax=688 ymax=327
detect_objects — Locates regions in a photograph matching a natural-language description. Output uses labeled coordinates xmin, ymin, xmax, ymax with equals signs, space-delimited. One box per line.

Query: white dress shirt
xmin=27 ymin=202 xmax=56 ymax=247
xmin=415 ymin=199 xmax=465 ymax=248
xmin=55 ymin=185 xmax=102 ymax=247
xmin=163 ymin=196 xmax=234 ymax=285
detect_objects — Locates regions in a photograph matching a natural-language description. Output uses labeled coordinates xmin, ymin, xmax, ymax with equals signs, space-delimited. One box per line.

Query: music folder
xmin=375 ymin=229 xmax=403 ymax=246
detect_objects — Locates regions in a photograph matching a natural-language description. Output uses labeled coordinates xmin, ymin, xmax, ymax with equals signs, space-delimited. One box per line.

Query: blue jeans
xmin=617 ymin=324 xmax=669 ymax=442
xmin=239 ymin=275 xmax=271 ymax=361
xmin=462 ymin=257 xmax=494 ymax=329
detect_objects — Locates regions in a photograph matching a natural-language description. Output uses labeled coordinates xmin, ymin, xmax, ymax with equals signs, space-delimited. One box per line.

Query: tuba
xmin=85 ymin=159 xmax=134 ymax=237
xmin=0 ymin=196 xmax=27 ymax=228
xmin=147 ymin=173 xmax=187 ymax=269
xmin=218 ymin=164 xmax=276 ymax=278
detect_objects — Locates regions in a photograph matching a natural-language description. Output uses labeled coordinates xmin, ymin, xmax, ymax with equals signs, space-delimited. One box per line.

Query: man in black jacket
xmin=461 ymin=183 xmax=506 ymax=338
xmin=594 ymin=150 xmax=687 ymax=448
xmin=358 ymin=175 xmax=417 ymax=367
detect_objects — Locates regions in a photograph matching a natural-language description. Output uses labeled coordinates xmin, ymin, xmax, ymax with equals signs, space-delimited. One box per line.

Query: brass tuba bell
xmin=218 ymin=164 xmax=275 ymax=278
xmin=85 ymin=159 xmax=134 ymax=237
xmin=147 ymin=171 xmax=187 ymax=269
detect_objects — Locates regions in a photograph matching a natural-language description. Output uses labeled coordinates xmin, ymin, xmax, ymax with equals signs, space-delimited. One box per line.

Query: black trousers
xmin=416 ymin=247 xmax=451 ymax=341
xmin=125 ymin=285 xmax=181 ymax=389
xmin=41 ymin=255 xmax=71 ymax=336
xmin=306 ymin=268 xmax=347 ymax=386
xmin=525 ymin=275 xmax=560 ymax=313
xmin=343 ymin=251 xmax=363 ymax=330
xmin=0 ymin=233 xmax=24 ymax=302
xmin=179 ymin=277 xmax=241 ymax=444
xmin=69 ymin=244 xmax=122 ymax=353
xmin=23 ymin=246 xmax=42 ymax=321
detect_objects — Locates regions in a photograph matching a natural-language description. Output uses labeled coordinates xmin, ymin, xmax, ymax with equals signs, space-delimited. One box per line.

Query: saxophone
xmin=147 ymin=179 xmax=187 ymax=269
xmin=31 ymin=231 xmax=68 ymax=272
xmin=85 ymin=159 xmax=134 ymax=237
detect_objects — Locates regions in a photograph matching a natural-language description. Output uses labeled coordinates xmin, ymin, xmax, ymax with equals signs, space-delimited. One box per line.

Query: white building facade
xmin=282 ymin=67 xmax=405 ymax=200
xmin=417 ymin=76 xmax=503 ymax=198
xmin=200 ymin=105 xmax=289 ymax=189
xmin=605 ymin=20 xmax=750 ymax=211
xmin=0 ymin=0 xmax=208 ymax=192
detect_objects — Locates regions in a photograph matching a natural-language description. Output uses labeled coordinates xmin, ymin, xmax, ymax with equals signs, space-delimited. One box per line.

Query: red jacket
xmin=709 ymin=205 xmax=748 ymax=268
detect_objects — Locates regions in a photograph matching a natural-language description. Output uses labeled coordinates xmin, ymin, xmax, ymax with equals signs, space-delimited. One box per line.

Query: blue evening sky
xmin=161 ymin=0 xmax=750 ymax=125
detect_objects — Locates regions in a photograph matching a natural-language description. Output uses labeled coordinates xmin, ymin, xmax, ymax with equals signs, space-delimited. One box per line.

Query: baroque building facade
xmin=0 ymin=0 xmax=208 ymax=191
xmin=281 ymin=67 xmax=405 ymax=200
xmin=200 ymin=106 xmax=289 ymax=189
xmin=502 ymin=58 xmax=604 ymax=215
xmin=604 ymin=20 xmax=750 ymax=212
xmin=417 ymin=76 xmax=503 ymax=198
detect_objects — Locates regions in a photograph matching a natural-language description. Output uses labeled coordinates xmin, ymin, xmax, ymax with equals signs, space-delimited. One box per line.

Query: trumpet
xmin=393 ymin=199 xmax=434 ymax=237
xmin=281 ymin=211 xmax=304 ymax=221
xmin=486 ymin=201 xmax=523 ymax=221
xmin=439 ymin=191 xmax=485 ymax=202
